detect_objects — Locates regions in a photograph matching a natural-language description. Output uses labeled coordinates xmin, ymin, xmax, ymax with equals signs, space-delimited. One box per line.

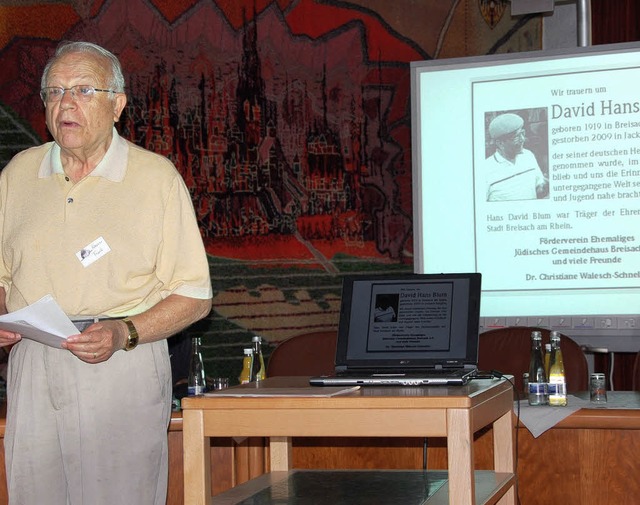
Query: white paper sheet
xmin=0 ymin=294 xmax=79 ymax=348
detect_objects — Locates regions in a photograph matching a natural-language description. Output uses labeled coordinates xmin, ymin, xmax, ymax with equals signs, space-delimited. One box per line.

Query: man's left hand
xmin=62 ymin=320 xmax=127 ymax=363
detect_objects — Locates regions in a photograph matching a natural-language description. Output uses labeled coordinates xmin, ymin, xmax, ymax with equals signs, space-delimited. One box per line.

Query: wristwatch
xmin=122 ymin=317 xmax=139 ymax=351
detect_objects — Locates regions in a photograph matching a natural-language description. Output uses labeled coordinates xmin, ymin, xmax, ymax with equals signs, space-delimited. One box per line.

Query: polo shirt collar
xmin=39 ymin=127 xmax=129 ymax=182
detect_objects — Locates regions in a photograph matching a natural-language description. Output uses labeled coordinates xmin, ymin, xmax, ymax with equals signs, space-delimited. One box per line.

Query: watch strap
xmin=122 ymin=317 xmax=139 ymax=351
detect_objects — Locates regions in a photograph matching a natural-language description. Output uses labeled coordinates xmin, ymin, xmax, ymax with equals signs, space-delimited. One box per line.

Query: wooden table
xmin=515 ymin=392 xmax=640 ymax=505
xmin=0 ymin=391 xmax=638 ymax=504
xmin=181 ymin=376 xmax=517 ymax=505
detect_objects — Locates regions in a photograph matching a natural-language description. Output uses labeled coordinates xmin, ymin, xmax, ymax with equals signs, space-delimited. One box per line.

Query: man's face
xmin=496 ymin=127 xmax=525 ymax=158
xmin=43 ymin=51 xmax=126 ymax=154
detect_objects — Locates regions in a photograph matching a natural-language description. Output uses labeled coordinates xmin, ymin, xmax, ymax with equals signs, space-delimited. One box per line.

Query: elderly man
xmin=0 ymin=41 xmax=212 ymax=504
xmin=485 ymin=112 xmax=547 ymax=202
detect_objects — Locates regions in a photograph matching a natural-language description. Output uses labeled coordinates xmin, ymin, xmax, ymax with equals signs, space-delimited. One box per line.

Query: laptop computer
xmin=309 ymin=272 xmax=482 ymax=386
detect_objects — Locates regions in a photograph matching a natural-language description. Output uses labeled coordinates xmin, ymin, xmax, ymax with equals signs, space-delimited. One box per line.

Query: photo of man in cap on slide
xmin=484 ymin=111 xmax=548 ymax=202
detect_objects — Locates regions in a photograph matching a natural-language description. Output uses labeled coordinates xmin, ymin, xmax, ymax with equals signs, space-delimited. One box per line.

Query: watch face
xmin=125 ymin=334 xmax=138 ymax=350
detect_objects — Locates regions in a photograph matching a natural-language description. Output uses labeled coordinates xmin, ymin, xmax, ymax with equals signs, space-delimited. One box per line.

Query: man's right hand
xmin=0 ymin=330 xmax=21 ymax=347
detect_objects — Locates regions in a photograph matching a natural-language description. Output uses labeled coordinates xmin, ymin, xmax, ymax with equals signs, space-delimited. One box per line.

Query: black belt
xmin=72 ymin=317 xmax=121 ymax=332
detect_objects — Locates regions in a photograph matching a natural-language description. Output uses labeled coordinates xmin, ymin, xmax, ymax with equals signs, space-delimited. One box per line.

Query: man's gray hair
xmin=41 ymin=41 xmax=125 ymax=94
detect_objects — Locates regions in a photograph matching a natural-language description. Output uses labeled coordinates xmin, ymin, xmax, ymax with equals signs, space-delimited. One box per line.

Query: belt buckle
xmin=73 ymin=317 xmax=100 ymax=333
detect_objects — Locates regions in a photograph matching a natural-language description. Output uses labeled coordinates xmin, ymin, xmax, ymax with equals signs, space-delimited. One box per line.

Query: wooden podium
xmin=181 ymin=376 xmax=516 ymax=505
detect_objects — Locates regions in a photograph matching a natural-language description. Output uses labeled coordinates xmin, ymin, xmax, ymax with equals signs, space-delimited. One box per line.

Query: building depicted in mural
xmin=121 ymin=14 xmax=383 ymax=257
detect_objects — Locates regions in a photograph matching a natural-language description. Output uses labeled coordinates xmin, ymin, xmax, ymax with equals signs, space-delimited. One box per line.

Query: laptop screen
xmin=335 ymin=273 xmax=482 ymax=372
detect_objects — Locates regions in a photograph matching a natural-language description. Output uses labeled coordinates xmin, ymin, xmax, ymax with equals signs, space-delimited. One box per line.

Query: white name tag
xmin=76 ymin=236 xmax=111 ymax=267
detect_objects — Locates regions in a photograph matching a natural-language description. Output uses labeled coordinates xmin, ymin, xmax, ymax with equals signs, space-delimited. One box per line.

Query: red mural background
xmin=0 ymin=0 xmax=541 ymax=380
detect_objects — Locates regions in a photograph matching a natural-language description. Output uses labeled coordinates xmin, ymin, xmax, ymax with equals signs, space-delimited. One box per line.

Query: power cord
xmin=422 ymin=436 xmax=428 ymax=470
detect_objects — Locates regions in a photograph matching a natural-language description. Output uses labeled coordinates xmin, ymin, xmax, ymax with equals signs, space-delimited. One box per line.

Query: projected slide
xmin=473 ymin=66 xmax=640 ymax=292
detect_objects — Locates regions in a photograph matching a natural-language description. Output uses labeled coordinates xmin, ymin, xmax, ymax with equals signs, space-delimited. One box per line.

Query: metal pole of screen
xmin=576 ymin=0 xmax=592 ymax=47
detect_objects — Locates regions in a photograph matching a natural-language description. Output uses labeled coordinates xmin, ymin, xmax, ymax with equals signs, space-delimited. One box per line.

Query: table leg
xmin=493 ymin=410 xmax=516 ymax=505
xmin=447 ymin=408 xmax=475 ymax=505
xmin=183 ymin=409 xmax=211 ymax=505
xmin=492 ymin=410 xmax=515 ymax=472
xmin=269 ymin=436 xmax=292 ymax=471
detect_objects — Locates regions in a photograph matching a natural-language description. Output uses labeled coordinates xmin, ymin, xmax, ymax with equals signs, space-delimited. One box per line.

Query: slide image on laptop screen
xmin=367 ymin=282 xmax=454 ymax=353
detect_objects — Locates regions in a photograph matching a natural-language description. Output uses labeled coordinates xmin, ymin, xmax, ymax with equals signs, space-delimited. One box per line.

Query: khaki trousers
xmin=4 ymin=338 xmax=172 ymax=505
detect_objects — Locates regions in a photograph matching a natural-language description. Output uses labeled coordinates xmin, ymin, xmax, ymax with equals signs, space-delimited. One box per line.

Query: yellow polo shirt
xmin=0 ymin=131 xmax=212 ymax=317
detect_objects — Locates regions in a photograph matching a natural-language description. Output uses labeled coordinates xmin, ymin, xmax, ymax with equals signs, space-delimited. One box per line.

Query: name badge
xmin=76 ymin=236 xmax=111 ymax=267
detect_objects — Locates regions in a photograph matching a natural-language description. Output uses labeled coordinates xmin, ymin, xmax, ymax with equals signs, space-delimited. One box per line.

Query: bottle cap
xmin=243 ymin=348 xmax=253 ymax=355
xmin=252 ymin=335 xmax=262 ymax=343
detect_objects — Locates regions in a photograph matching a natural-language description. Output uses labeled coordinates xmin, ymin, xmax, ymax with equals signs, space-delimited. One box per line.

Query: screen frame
xmin=410 ymin=42 xmax=640 ymax=350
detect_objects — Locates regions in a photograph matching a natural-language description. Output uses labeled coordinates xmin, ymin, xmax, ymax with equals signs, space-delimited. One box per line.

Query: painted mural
xmin=0 ymin=0 xmax=541 ymax=381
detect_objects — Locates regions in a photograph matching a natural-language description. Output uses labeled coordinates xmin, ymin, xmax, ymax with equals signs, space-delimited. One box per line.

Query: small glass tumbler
xmin=590 ymin=373 xmax=607 ymax=403
xmin=211 ymin=377 xmax=229 ymax=390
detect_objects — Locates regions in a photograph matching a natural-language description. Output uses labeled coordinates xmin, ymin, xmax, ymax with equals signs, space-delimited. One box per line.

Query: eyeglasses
xmin=40 ymin=85 xmax=117 ymax=103
xmin=502 ymin=128 xmax=526 ymax=142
